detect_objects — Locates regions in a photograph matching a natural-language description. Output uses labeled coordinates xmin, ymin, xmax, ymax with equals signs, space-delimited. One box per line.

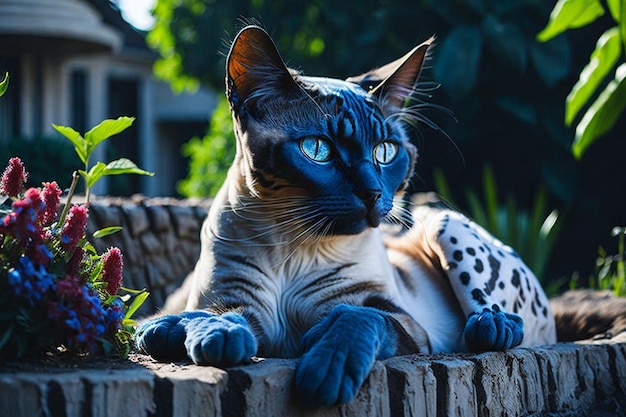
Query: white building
xmin=0 ymin=0 xmax=216 ymax=196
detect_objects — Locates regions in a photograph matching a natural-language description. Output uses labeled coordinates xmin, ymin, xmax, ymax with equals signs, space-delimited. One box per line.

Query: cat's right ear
xmin=226 ymin=25 xmax=300 ymax=112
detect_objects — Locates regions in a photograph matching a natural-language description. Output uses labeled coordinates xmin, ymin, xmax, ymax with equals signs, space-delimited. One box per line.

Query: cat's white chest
xmin=262 ymin=229 xmax=399 ymax=356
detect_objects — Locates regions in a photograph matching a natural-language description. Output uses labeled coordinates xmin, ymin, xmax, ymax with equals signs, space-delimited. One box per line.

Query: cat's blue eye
xmin=300 ymin=137 xmax=333 ymax=163
xmin=373 ymin=142 xmax=398 ymax=165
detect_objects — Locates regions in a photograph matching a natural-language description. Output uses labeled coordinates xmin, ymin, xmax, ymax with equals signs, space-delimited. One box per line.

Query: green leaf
xmin=52 ymin=124 xmax=87 ymax=164
xmin=0 ymin=72 xmax=8 ymax=97
xmin=606 ymin=0 xmax=622 ymax=22
xmin=80 ymin=162 xmax=108 ymax=189
xmin=104 ymin=158 xmax=155 ymax=177
xmin=573 ymin=63 xmax=626 ymax=158
xmin=537 ymin=0 xmax=605 ymax=42
xmin=125 ymin=291 xmax=150 ymax=320
xmin=84 ymin=116 xmax=135 ymax=157
xmin=433 ymin=26 xmax=483 ymax=97
xmin=93 ymin=226 xmax=123 ymax=238
xmin=565 ymin=27 xmax=622 ymax=125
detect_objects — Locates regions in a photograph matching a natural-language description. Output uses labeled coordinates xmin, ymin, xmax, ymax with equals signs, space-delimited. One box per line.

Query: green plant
xmin=177 ymin=96 xmax=236 ymax=197
xmin=0 ymin=72 xmax=8 ymax=97
xmin=52 ymin=117 xmax=154 ymax=202
xmin=537 ymin=0 xmax=626 ymax=159
xmin=585 ymin=227 xmax=626 ymax=296
xmin=1 ymin=89 xmax=152 ymax=358
xmin=434 ymin=166 xmax=562 ymax=288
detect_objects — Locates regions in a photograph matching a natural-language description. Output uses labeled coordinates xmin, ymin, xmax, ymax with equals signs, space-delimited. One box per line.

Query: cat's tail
xmin=549 ymin=289 xmax=626 ymax=341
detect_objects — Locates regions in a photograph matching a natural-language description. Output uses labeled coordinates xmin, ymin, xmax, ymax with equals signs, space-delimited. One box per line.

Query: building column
xmin=139 ymin=77 xmax=158 ymax=196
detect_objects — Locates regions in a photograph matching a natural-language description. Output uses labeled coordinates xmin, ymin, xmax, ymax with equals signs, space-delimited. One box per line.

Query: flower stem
xmin=57 ymin=171 xmax=80 ymax=229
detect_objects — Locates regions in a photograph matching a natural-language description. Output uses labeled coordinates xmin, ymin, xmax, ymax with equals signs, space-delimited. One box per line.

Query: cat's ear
xmin=346 ymin=37 xmax=434 ymax=111
xmin=226 ymin=25 xmax=300 ymax=111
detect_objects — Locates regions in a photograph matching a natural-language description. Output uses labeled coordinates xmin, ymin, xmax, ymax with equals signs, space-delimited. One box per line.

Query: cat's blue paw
xmin=135 ymin=311 xmax=212 ymax=361
xmin=295 ymin=304 xmax=396 ymax=407
xmin=183 ymin=312 xmax=257 ymax=366
xmin=464 ymin=306 xmax=524 ymax=351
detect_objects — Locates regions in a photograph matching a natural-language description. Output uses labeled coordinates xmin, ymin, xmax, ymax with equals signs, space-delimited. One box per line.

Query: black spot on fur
xmin=511 ymin=269 xmax=521 ymax=288
xmin=450 ymin=236 xmax=458 ymax=244
xmin=449 ymin=261 xmax=458 ymax=270
xmin=534 ymin=291 xmax=543 ymax=307
xmin=499 ymin=281 xmax=505 ymax=290
xmin=460 ymin=272 xmax=471 ymax=285
xmin=501 ymin=300 xmax=507 ymax=307
xmin=453 ymin=250 xmax=463 ymax=262
xmin=472 ymin=288 xmax=487 ymax=305
xmin=542 ymin=306 xmax=548 ymax=317
xmin=466 ymin=247 xmax=476 ymax=256
xmin=531 ymin=301 xmax=537 ymax=316
xmin=482 ymin=255 xmax=501 ymax=296
xmin=474 ymin=259 xmax=484 ymax=273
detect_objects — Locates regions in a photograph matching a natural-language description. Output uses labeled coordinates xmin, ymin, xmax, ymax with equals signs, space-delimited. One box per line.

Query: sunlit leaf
xmin=84 ymin=116 xmax=135 ymax=155
xmin=104 ymin=158 xmax=155 ymax=177
xmin=52 ymin=124 xmax=87 ymax=164
xmin=537 ymin=0 xmax=605 ymax=42
xmin=565 ymin=27 xmax=621 ymax=125
xmin=606 ymin=0 xmax=622 ymax=22
xmin=0 ymin=72 xmax=8 ymax=97
xmin=80 ymin=162 xmax=108 ymax=188
xmin=93 ymin=226 xmax=123 ymax=239
xmin=125 ymin=291 xmax=150 ymax=320
xmin=573 ymin=63 xmax=626 ymax=158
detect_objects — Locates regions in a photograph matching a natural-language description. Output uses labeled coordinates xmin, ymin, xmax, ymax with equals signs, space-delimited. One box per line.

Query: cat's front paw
xmin=295 ymin=305 xmax=395 ymax=407
xmin=135 ymin=311 xmax=212 ymax=361
xmin=183 ymin=312 xmax=257 ymax=366
xmin=464 ymin=306 xmax=524 ymax=351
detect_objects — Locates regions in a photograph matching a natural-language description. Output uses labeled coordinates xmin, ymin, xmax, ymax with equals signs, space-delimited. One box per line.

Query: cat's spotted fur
xmin=136 ymin=25 xmax=556 ymax=406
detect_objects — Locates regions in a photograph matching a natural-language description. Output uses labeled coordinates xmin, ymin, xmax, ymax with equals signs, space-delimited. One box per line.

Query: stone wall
xmin=1 ymin=336 xmax=625 ymax=416
xmin=85 ymin=196 xmax=212 ymax=315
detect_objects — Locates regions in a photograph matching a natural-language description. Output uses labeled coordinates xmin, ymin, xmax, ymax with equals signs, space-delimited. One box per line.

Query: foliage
xmin=581 ymin=227 xmax=626 ymax=296
xmin=434 ymin=166 xmax=562 ymax=288
xmin=537 ymin=0 xmax=626 ymax=159
xmin=52 ymin=117 xmax=154 ymax=202
xmin=0 ymin=110 xmax=151 ymax=360
xmin=0 ymin=72 xmax=8 ymax=97
xmin=177 ymin=96 xmax=235 ymax=197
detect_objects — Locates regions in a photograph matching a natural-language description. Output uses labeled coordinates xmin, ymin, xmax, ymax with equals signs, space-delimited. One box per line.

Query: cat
xmin=135 ymin=25 xmax=557 ymax=407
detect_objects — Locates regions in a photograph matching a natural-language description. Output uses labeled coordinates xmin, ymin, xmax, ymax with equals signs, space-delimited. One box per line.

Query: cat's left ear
xmin=346 ymin=37 xmax=434 ymax=112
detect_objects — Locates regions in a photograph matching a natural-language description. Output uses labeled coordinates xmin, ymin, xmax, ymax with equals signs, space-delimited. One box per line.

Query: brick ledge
xmin=1 ymin=335 xmax=625 ymax=417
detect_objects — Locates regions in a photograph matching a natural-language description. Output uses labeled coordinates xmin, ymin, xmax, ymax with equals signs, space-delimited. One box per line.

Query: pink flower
xmin=2 ymin=187 xmax=44 ymax=244
xmin=0 ymin=157 xmax=27 ymax=197
xmin=101 ymin=247 xmax=123 ymax=295
xmin=40 ymin=181 xmax=62 ymax=226
xmin=61 ymin=205 xmax=88 ymax=252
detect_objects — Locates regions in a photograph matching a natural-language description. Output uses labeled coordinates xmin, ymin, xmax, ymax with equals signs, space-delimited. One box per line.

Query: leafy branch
xmin=52 ymin=117 xmax=154 ymax=202
xmin=538 ymin=0 xmax=626 ymax=159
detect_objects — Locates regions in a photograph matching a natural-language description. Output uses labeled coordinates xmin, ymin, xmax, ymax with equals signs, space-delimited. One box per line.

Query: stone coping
xmin=1 ymin=335 xmax=625 ymax=417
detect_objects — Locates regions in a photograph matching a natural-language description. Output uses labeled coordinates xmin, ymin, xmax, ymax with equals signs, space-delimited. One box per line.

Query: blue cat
xmin=136 ymin=25 xmax=556 ymax=407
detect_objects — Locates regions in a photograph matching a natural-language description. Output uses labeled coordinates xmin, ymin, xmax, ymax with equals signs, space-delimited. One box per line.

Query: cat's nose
xmin=355 ymin=189 xmax=381 ymax=210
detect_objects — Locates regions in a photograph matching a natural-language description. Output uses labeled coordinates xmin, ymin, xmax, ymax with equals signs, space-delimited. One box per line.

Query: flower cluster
xmin=0 ymin=157 xmax=135 ymax=360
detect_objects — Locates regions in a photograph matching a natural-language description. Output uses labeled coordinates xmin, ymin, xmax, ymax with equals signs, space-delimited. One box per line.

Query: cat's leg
xmin=135 ymin=310 xmax=257 ymax=365
xmin=413 ymin=206 xmax=526 ymax=352
xmin=295 ymin=303 xmax=424 ymax=407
